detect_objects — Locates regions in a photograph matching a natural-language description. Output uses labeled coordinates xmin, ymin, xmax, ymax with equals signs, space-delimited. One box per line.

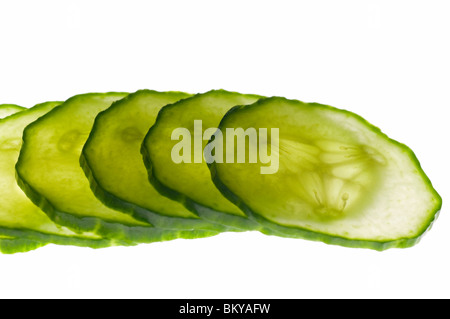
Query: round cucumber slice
xmin=142 ymin=89 xmax=271 ymax=232
xmin=81 ymin=90 xmax=229 ymax=231
xmin=0 ymin=101 xmax=122 ymax=254
xmin=0 ymin=104 xmax=25 ymax=119
xmin=207 ymin=97 xmax=442 ymax=250
xmin=16 ymin=93 xmax=219 ymax=244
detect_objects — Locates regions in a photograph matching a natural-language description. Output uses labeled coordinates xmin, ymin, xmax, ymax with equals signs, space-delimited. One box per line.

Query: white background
xmin=0 ymin=0 xmax=449 ymax=299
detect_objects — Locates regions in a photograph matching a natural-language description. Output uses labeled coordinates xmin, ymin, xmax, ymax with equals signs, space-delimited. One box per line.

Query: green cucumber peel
xmin=0 ymin=237 xmax=47 ymax=254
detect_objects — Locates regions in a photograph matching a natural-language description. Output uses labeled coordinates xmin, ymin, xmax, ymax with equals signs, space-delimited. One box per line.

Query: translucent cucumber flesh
xmin=143 ymin=90 xmax=262 ymax=219
xmin=16 ymin=93 xmax=219 ymax=243
xmin=82 ymin=90 xmax=228 ymax=231
xmin=0 ymin=104 xmax=25 ymax=119
xmin=255 ymin=138 xmax=383 ymax=222
xmin=0 ymin=102 xmax=116 ymax=252
xmin=209 ymin=97 xmax=441 ymax=248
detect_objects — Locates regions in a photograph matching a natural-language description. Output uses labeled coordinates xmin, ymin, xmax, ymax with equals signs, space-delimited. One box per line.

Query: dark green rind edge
xmin=80 ymin=90 xmax=229 ymax=233
xmin=0 ymin=238 xmax=46 ymax=254
xmin=207 ymin=96 xmax=443 ymax=251
xmin=16 ymin=156 xmax=219 ymax=246
xmin=141 ymin=138 xmax=257 ymax=233
xmin=15 ymin=93 xmax=220 ymax=245
xmin=141 ymin=89 xmax=279 ymax=234
xmin=0 ymin=225 xmax=119 ymax=251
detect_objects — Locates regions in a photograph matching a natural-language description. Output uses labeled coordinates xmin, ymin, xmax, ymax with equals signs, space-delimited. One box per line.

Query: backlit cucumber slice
xmin=207 ymin=97 xmax=442 ymax=250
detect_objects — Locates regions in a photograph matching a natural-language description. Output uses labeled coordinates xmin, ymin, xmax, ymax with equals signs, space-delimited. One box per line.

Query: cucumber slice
xmin=16 ymin=93 xmax=219 ymax=244
xmin=142 ymin=89 xmax=271 ymax=231
xmin=0 ymin=101 xmax=121 ymax=254
xmin=81 ymin=90 xmax=228 ymax=231
xmin=207 ymin=97 xmax=442 ymax=250
xmin=0 ymin=104 xmax=25 ymax=119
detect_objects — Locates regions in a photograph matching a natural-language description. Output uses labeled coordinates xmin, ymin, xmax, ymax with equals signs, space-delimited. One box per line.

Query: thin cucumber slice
xmin=0 ymin=102 xmax=122 ymax=254
xmin=207 ymin=97 xmax=442 ymax=250
xmin=142 ymin=89 xmax=269 ymax=232
xmin=16 ymin=93 xmax=219 ymax=244
xmin=81 ymin=90 xmax=228 ymax=231
xmin=0 ymin=104 xmax=26 ymax=119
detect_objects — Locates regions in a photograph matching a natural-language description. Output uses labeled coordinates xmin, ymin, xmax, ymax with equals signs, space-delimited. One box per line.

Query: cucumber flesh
xmin=0 ymin=102 xmax=122 ymax=254
xmin=81 ymin=90 xmax=228 ymax=231
xmin=0 ymin=104 xmax=25 ymax=119
xmin=207 ymin=97 xmax=442 ymax=250
xmin=15 ymin=93 xmax=219 ymax=244
xmin=142 ymin=90 xmax=269 ymax=231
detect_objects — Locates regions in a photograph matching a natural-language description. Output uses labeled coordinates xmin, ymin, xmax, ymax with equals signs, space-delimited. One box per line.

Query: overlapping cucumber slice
xmin=0 ymin=101 xmax=121 ymax=254
xmin=81 ymin=90 xmax=228 ymax=231
xmin=15 ymin=93 xmax=219 ymax=245
xmin=0 ymin=103 xmax=44 ymax=253
xmin=142 ymin=89 xmax=272 ymax=232
xmin=207 ymin=97 xmax=442 ymax=250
